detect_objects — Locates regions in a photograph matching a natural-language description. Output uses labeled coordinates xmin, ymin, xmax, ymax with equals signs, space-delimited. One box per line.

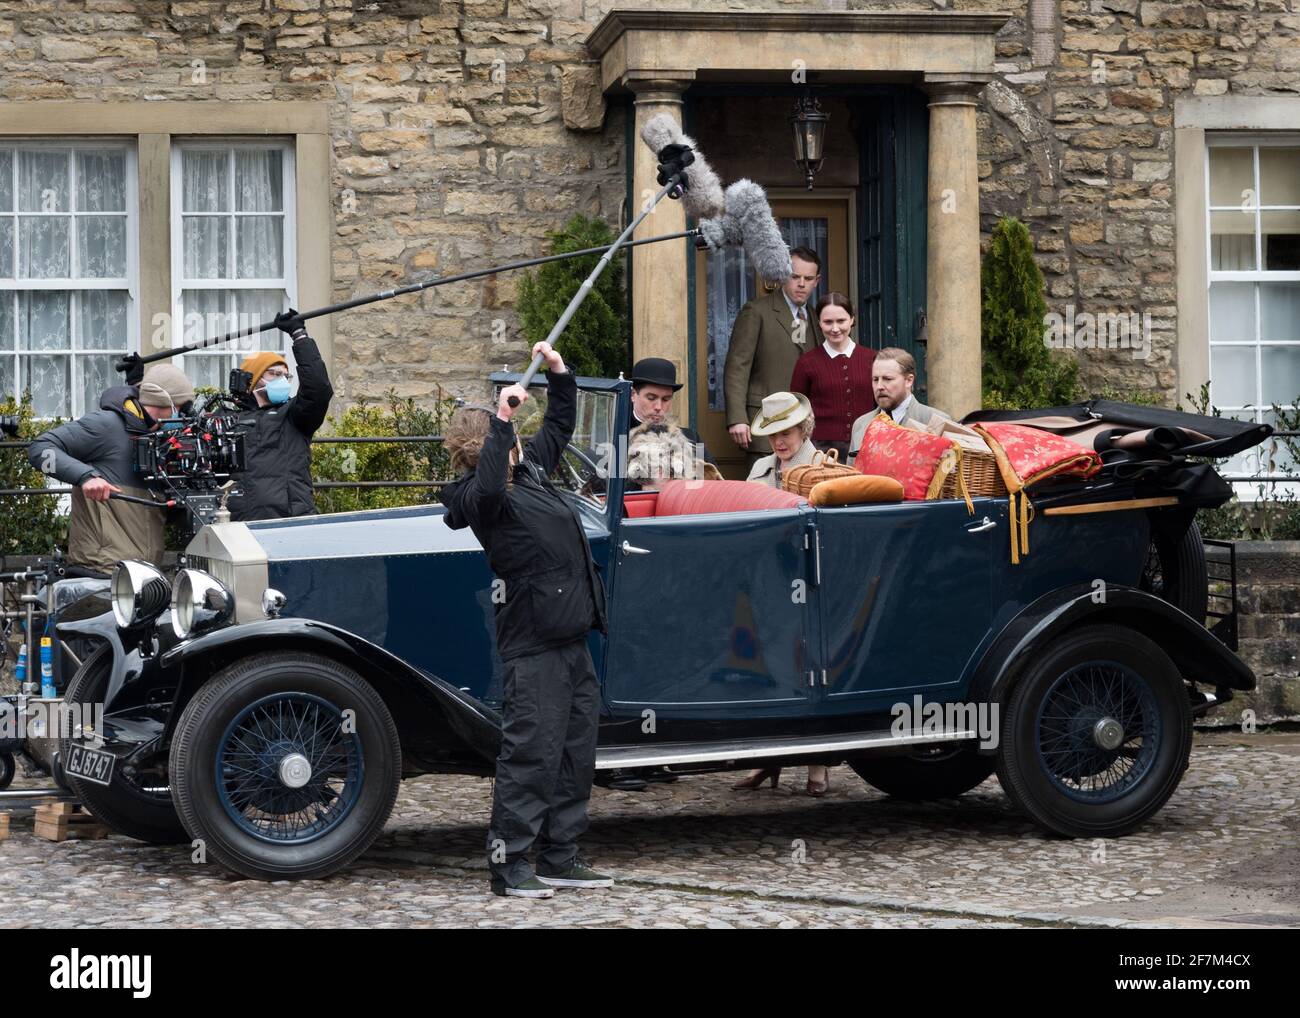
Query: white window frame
xmin=168 ymin=138 xmax=298 ymax=386
xmin=1205 ymin=133 xmax=1300 ymax=490
xmin=0 ymin=137 xmax=139 ymax=418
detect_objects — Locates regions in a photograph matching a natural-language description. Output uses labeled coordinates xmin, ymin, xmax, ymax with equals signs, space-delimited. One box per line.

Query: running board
xmin=595 ymin=727 xmax=980 ymax=770
xmin=0 ymin=787 xmax=77 ymax=807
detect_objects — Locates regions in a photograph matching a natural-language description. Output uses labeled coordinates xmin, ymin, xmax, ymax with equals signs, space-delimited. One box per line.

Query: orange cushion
xmin=973 ymin=422 xmax=1102 ymax=490
xmin=655 ymin=479 xmax=805 ymax=517
xmin=809 ymin=473 xmax=905 ymax=507
xmin=852 ymin=414 xmax=959 ymax=501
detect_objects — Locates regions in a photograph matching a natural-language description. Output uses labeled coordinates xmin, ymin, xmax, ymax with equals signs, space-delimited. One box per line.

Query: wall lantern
xmin=790 ymin=95 xmax=829 ymax=190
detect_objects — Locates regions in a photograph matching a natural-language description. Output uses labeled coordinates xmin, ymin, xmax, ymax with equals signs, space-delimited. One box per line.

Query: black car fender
xmin=158 ymin=618 xmax=502 ymax=772
xmin=966 ymin=583 xmax=1256 ymax=716
xmin=54 ymin=589 xmax=167 ymax=715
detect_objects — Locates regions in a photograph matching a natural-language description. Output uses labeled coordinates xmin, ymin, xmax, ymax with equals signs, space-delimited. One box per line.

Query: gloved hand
xmin=118 ymin=352 xmax=145 ymax=385
xmin=273 ymin=308 xmax=308 ymax=339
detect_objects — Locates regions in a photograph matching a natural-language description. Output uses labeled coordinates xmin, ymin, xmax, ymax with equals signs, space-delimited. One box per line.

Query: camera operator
xmin=227 ymin=310 xmax=333 ymax=523
xmin=27 ymin=366 xmax=194 ymax=577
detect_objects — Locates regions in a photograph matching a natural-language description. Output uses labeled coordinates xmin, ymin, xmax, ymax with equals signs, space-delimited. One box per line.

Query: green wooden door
xmin=857 ymin=89 xmax=930 ymax=399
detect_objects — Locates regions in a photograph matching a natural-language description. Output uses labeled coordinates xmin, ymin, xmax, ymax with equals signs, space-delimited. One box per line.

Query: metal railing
xmin=0 ymin=434 xmax=452 ymax=494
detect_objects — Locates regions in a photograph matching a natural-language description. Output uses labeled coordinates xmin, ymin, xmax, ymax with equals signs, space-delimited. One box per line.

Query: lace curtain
xmin=704 ymin=216 xmax=830 ymax=411
xmin=0 ymin=147 xmax=130 ymax=417
xmin=182 ymin=149 xmax=284 ymax=279
xmin=180 ymin=147 xmax=290 ymax=392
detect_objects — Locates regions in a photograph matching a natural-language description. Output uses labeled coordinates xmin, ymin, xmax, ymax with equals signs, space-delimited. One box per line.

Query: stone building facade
xmin=0 ymin=0 xmax=1296 ymax=478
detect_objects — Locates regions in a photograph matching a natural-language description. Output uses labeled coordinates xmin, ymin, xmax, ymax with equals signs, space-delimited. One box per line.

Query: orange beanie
xmin=240 ymin=351 xmax=289 ymax=388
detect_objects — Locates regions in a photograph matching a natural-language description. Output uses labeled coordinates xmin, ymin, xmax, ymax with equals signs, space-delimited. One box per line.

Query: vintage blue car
xmin=34 ymin=371 xmax=1269 ymax=881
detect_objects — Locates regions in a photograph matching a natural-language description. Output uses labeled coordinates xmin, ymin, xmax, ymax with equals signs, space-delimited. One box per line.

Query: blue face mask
xmin=262 ymin=377 xmax=291 ymax=405
xmin=161 ymin=418 xmax=185 ymax=431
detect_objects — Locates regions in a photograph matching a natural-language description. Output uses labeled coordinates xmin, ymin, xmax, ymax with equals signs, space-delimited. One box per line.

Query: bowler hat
xmin=628 ymin=357 xmax=682 ymax=392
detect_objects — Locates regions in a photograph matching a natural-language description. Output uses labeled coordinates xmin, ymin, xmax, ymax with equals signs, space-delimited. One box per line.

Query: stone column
xmin=923 ymin=75 xmax=990 ymax=419
xmin=627 ymin=76 xmax=692 ymax=378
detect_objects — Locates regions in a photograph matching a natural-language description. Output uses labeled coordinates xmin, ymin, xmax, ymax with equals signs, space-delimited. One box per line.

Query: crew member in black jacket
xmin=231 ymin=309 xmax=333 ymax=521
xmin=441 ymin=341 xmax=614 ymax=899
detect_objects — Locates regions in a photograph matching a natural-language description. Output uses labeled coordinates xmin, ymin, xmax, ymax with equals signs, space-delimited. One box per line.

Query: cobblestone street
xmin=3 ymin=730 xmax=1297 ymax=929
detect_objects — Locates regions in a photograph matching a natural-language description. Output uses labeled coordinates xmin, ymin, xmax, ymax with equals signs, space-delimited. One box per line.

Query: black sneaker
xmin=536 ymin=859 xmax=615 ymax=889
xmin=490 ymin=876 xmax=555 ymax=899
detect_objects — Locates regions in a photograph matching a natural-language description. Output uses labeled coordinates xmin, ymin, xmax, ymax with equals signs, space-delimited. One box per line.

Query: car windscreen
xmin=492 ymin=381 xmax=617 ymax=508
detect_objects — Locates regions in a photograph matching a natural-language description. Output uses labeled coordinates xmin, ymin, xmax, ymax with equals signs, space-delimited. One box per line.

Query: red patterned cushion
xmin=851 ymin=414 xmax=959 ymax=501
xmin=973 ymin=422 xmax=1102 ymax=490
xmin=655 ymin=479 xmax=804 ymax=517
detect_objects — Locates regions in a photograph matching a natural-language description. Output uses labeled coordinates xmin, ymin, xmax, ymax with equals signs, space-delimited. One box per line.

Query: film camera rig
xmin=130 ymin=369 xmax=253 ymax=536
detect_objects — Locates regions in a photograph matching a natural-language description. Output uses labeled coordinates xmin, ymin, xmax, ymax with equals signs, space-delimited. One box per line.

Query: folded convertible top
xmin=962 ymin=399 xmax=1273 ymax=459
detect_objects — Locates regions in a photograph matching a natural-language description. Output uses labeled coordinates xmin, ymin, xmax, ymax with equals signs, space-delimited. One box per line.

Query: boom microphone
xmin=699 ymin=179 xmax=792 ymax=283
xmin=639 ymin=114 xmax=725 ymax=220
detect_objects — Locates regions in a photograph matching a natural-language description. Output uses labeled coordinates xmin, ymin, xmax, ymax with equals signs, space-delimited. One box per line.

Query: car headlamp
xmin=170 ymin=569 xmax=233 ymax=639
xmin=111 ymin=560 xmax=171 ymax=629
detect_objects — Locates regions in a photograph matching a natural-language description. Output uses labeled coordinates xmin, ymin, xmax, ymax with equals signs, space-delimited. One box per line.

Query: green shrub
xmin=0 ymin=394 xmax=68 ymax=559
xmin=517 ymin=213 xmax=628 ymax=379
xmin=981 ymin=216 xmax=1079 ymax=409
xmin=311 ymin=388 xmax=459 ymax=514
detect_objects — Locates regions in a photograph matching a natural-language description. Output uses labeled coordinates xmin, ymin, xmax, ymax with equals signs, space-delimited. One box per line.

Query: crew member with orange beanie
xmin=229 ymin=309 xmax=334 ymax=522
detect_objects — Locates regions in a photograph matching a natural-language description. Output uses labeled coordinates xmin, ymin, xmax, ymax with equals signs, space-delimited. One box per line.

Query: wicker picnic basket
xmin=939 ymin=446 xmax=1008 ymax=499
xmin=781 ymin=448 xmax=858 ymax=497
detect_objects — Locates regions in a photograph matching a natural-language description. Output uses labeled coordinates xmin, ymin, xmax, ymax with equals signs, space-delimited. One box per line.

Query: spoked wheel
xmin=1140 ymin=520 xmax=1207 ymax=621
xmin=57 ymin=642 xmax=187 ymax=844
xmin=169 ymin=652 xmax=400 ymax=880
xmin=850 ymin=744 xmax=995 ymax=801
xmin=996 ymin=624 xmax=1192 ymax=838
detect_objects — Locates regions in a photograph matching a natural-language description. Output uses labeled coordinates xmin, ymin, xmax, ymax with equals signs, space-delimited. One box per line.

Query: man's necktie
xmin=791 ymin=306 xmax=807 ymax=346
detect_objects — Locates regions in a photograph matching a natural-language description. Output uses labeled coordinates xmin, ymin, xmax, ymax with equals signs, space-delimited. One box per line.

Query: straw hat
xmin=750 ymin=391 xmax=813 ymax=437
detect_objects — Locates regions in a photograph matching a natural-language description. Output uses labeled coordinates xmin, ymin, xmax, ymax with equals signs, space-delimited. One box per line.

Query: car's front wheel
xmin=169 ymin=651 xmax=401 ymax=881
xmin=850 ymin=745 xmax=995 ymax=801
xmin=996 ymin=624 xmax=1192 ymax=838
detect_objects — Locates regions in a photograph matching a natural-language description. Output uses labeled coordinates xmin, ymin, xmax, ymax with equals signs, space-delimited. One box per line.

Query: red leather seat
xmin=654 ymin=479 xmax=805 ymax=517
xmin=623 ymin=491 xmax=659 ymax=518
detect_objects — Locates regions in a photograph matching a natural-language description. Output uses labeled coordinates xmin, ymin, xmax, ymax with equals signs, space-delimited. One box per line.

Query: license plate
xmin=63 ymin=744 xmax=115 ymax=787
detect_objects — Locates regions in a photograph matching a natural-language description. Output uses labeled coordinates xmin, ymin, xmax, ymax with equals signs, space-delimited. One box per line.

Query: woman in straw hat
xmin=744 ymin=391 xmax=818 ymax=490
xmin=736 ymin=390 xmax=831 ymax=796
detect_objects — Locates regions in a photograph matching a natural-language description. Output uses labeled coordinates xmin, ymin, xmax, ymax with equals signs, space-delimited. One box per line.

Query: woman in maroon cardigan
xmin=789 ymin=293 xmax=876 ymax=462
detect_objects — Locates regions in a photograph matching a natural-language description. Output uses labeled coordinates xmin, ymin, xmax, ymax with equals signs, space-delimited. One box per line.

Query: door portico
xmin=586 ymin=9 xmax=1009 ymax=425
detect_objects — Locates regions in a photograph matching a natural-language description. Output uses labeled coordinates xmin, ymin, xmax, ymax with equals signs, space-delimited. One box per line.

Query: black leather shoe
xmin=599 ymin=769 xmax=648 ymax=791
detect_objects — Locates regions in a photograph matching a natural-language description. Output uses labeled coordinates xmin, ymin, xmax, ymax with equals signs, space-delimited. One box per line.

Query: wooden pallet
xmin=32 ymin=802 xmax=108 ymax=842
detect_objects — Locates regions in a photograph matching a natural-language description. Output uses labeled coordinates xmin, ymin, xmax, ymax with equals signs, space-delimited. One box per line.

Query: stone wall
xmin=971 ymin=0 xmax=1300 ymax=403
xmin=1210 ymin=541 xmax=1300 ymax=726
xmin=3 ymin=1 xmax=1299 ymax=408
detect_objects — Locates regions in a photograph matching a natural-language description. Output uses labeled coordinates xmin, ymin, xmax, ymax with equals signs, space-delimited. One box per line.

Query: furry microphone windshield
xmin=639 ymin=114 xmax=725 ymax=220
xmin=699 ymin=179 xmax=792 ymax=283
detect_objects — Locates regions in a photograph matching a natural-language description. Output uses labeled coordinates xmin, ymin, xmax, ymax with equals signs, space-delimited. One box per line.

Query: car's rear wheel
xmin=850 ymin=745 xmax=995 ymax=801
xmin=996 ymin=624 xmax=1192 ymax=838
xmin=169 ymin=651 xmax=400 ymax=881
xmin=57 ymin=642 xmax=187 ymax=844
xmin=0 ymin=751 xmax=13 ymax=790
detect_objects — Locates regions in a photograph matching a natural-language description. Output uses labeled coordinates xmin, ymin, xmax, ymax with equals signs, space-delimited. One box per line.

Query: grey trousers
xmin=487 ymin=638 xmax=601 ymax=884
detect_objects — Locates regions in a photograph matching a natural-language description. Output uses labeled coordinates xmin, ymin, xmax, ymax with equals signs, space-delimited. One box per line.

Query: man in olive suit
xmin=723 ymin=246 xmax=824 ymax=470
